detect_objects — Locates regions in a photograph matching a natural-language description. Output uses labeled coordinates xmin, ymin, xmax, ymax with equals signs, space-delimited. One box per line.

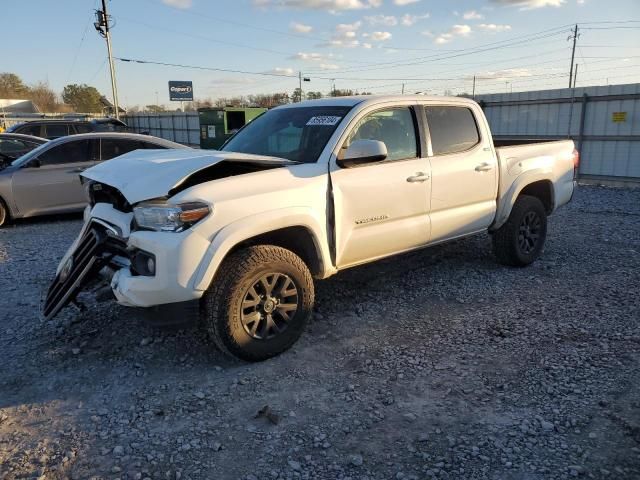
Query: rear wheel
xmin=492 ymin=195 xmax=547 ymax=267
xmin=201 ymin=245 xmax=314 ymax=362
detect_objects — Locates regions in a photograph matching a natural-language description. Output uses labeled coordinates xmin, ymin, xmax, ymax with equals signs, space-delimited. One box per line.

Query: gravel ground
xmin=0 ymin=185 xmax=639 ymax=480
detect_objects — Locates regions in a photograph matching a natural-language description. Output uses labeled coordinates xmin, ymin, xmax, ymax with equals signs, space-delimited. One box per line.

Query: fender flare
xmin=192 ymin=207 xmax=334 ymax=291
xmin=492 ymin=170 xmax=555 ymax=231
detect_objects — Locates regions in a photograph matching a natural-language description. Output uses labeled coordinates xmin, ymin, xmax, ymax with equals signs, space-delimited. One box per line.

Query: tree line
xmin=0 ymin=73 xmax=107 ymax=113
xmin=2 ymin=72 xmax=371 ymax=115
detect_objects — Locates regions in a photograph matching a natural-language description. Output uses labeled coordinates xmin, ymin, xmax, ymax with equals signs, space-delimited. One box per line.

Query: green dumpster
xmin=198 ymin=107 xmax=267 ymax=150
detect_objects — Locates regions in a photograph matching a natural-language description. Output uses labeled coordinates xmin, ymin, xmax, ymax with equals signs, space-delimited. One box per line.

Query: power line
xmin=116 ymin=57 xmax=299 ymax=78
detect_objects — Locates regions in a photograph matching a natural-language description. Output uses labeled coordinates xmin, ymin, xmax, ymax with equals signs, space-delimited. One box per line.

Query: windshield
xmin=221 ymin=106 xmax=352 ymax=163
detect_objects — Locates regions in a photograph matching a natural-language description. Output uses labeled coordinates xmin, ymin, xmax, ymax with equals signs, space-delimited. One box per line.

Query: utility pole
xmin=573 ymin=63 xmax=578 ymax=89
xmin=95 ymin=0 xmax=120 ymax=119
xmin=401 ymin=83 xmax=405 ymax=95
xmin=568 ymin=24 xmax=579 ymax=89
xmin=472 ymin=75 xmax=476 ymax=99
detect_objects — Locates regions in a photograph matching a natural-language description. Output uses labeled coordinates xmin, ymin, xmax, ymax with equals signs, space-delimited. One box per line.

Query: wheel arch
xmin=192 ymin=209 xmax=335 ymax=292
xmin=492 ymin=173 xmax=556 ymax=231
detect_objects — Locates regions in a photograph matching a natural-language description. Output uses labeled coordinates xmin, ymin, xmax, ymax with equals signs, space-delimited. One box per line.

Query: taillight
xmin=572 ymin=148 xmax=580 ymax=179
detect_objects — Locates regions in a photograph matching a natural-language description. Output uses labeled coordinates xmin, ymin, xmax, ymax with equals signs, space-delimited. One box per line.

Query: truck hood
xmin=82 ymin=149 xmax=296 ymax=204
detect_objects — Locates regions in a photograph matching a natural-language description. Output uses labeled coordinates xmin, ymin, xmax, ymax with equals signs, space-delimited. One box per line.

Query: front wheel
xmin=0 ymin=199 xmax=8 ymax=227
xmin=492 ymin=195 xmax=547 ymax=267
xmin=201 ymin=245 xmax=314 ymax=361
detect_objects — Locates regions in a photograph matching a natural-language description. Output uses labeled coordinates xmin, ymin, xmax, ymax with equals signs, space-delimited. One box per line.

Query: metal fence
xmin=475 ymin=83 xmax=640 ymax=181
xmin=122 ymin=112 xmax=200 ymax=147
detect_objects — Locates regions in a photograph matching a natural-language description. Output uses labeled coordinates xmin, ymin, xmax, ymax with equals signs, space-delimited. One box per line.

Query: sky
xmin=2 ymin=0 xmax=640 ymax=108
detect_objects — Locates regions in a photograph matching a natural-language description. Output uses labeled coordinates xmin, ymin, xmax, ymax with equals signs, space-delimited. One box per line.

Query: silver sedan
xmin=0 ymin=132 xmax=188 ymax=226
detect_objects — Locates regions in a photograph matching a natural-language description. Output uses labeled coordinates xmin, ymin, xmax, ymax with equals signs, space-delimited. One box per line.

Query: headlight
xmin=133 ymin=201 xmax=211 ymax=232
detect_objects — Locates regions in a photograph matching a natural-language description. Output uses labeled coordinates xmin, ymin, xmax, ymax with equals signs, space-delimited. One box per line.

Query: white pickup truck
xmin=44 ymin=96 xmax=577 ymax=361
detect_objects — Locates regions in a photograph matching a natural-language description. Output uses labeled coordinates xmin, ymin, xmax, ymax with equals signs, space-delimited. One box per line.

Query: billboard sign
xmin=168 ymin=81 xmax=193 ymax=101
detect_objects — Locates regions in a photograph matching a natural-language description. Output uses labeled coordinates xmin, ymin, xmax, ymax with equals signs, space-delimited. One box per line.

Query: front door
xmin=11 ymin=139 xmax=98 ymax=217
xmin=330 ymin=105 xmax=431 ymax=268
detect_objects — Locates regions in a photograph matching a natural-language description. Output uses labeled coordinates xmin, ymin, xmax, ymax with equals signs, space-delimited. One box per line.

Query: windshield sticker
xmin=306 ymin=116 xmax=342 ymax=126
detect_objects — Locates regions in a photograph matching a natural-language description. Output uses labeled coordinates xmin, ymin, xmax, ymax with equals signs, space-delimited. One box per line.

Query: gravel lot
xmin=1 ymin=185 xmax=639 ymax=480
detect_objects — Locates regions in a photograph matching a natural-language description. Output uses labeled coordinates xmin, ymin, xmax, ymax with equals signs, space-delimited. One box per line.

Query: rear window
xmin=425 ymin=106 xmax=480 ymax=156
xmin=45 ymin=124 xmax=68 ymax=138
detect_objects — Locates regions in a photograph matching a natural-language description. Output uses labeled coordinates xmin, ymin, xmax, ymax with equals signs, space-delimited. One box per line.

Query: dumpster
xmin=198 ymin=107 xmax=267 ymax=149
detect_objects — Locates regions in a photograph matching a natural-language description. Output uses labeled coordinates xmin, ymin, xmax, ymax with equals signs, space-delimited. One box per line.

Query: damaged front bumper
xmin=43 ymin=207 xmax=209 ymax=320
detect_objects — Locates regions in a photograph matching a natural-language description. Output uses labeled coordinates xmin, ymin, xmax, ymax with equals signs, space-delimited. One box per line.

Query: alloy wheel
xmin=240 ymin=273 xmax=299 ymax=340
xmin=518 ymin=211 xmax=542 ymax=254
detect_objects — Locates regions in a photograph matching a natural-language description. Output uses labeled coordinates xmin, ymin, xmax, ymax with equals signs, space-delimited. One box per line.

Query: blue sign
xmin=168 ymin=81 xmax=193 ymax=101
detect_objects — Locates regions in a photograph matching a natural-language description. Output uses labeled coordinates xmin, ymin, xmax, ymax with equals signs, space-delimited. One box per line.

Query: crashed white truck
xmin=44 ymin=96 xmax=578 ymax=361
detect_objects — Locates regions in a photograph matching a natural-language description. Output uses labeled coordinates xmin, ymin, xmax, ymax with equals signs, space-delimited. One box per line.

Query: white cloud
xmin=319 ymin=63 xmax=340 ymax=69
xmin=290 ymin=21 xmax=313 ymax=33
xmin=365 ymin=14 xmax=398 ymax=26
xmin=463 ymin=10 xmax=484 ymax=20
xmin=267 ymin=67 xmax=296 ymax=75
xmin=367 ymin=31 xmax=392 ymax=41
xmin=162 ymin=0 xmax=192 ymax=8
xmin=490 ymin=0 xmax=565 ymax=9
xmin=474 ymin=68 xmax=532 ymax=80
xmin=479 ymin=23 xmax=512 ymax=32
xmin=324 ymin=21 xmax=363 ymax=47
xmin=394 ymin=0 xmax=420 ymax=5
xmin=254 ymin=0 xmax=381 ymax=10
xmin=400 ymin=13 xmax=430 ymax=26
xmin=292 ymin=52 xmax=334 ymax=61
xmin=431 ymin=24 xmax=472 ymax=44
xmin=362 ymin=42 xmax=373 ymax=48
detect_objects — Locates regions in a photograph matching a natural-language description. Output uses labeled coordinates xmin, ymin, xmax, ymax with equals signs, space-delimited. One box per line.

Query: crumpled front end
xmin=43 ymin=184 xmax=211 ymax=319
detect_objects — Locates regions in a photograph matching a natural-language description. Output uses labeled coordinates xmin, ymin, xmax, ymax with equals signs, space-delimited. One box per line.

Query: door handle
xmin=406 ymin=172 xmax=430 ymax=183
xmin=475 ymin=162 xmax=493 ymax=172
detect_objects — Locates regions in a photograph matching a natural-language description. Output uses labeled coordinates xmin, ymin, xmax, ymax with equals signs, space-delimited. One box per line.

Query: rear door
xmin=11 ymin=139 xmax=99 ymax=216
xmin=422 ymin=104 xmax=498 ymax=243
xmin=330 ymin=104 xmax=431 ymax=268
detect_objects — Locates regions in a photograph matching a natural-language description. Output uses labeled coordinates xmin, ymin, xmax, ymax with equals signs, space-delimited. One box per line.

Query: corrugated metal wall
xmin=122 ymin=112 xmax=200 ymax=147
xmin=475 ymin=83 xmax=640 ymax=180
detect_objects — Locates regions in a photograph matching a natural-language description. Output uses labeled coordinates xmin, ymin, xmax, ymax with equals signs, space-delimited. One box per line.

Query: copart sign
xmin=168 ymin=81 xmax=194 ymax=101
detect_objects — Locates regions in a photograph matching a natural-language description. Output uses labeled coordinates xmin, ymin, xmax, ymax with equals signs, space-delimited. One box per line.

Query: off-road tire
xmin=492 ymin=195 xmax=547 ymax=267
xmin=201 ymin=245 xmax=314 ymax=362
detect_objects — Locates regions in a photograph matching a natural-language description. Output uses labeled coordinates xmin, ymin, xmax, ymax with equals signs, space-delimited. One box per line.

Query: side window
xmin=425 ymin=106 xmax=480 ymax=156
xmin=37 ymin=140 xmax=91 ymax=165
xmin=73 ymin=124 xmax=92 ymax=134
xmin=44 ymin=124 xmax=69 ymax=139
xmin=344 ymin=107 xmax=418 ymax=162
xmin=0 ymin=139 xmax=29 ymax=154
xmin=101 ymin=139 xmax=144 ymax=161
xmin=18 ymin=124 xmax=42 ymax=137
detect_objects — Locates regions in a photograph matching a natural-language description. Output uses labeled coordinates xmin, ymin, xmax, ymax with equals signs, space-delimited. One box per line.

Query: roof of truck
xmin=279 ymin=95 xmax=479 ymax=109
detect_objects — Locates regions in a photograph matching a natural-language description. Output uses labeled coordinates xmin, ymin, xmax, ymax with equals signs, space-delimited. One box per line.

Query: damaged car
xmin=44 ymin=96 xmax=577 ymax=361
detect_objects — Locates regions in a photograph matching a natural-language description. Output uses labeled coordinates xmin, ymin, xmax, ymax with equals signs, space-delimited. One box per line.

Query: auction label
xmin=307 ymin=116 xmax=342 ymax=126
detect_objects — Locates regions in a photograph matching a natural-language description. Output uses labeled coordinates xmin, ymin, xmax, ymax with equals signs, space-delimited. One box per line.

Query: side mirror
xmin=28 ymin=158 xmax=42 ymax=168
xmin=337 ymin=139 xmax=387 ymax=168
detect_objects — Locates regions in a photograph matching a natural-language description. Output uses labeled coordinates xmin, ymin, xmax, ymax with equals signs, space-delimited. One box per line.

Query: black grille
xmin=43 ymin=226 xmax=108 ymax=319
xmin=88 ymin=182 xmax=132 ymax=212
